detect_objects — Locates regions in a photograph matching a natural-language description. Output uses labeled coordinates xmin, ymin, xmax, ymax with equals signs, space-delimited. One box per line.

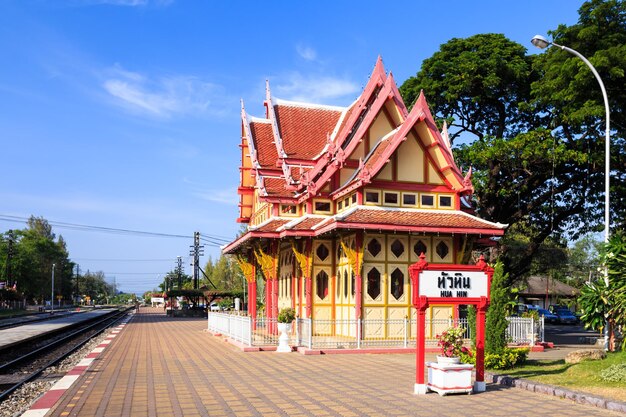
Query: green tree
xmin=1 ymin=217 xmax=74 ymax=304
xmin=399 ymin=1 xmax=626 ymax=279
xmin=485 ymin=262 xmax=511 ymax=354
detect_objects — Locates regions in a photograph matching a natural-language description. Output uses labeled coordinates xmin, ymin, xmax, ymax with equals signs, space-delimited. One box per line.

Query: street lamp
xmin=531 ymin=34 xmax=611 ymax=350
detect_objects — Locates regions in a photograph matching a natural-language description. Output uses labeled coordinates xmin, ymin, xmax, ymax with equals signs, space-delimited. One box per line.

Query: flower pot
xmin=276 ymin=322 xmax=293 ymax=353
xmin=436 ymin=355 xmax=461 ymax=365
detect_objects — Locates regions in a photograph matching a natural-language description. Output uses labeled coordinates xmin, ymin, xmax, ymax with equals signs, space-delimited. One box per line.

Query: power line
xmin=0 ymin=214 xmax=190 ymax=239
xmin=0 ymin=214 xmax=232 ymax=244
xmin=72 ymin=258 xmax=174 ymax=262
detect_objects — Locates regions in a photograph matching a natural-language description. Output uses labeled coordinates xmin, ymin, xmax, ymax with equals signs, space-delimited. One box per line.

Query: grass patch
xmin=492 ymin=350 xmax=626 ymax=402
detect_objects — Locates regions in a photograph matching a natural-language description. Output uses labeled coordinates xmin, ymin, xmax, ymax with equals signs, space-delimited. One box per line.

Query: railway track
xmin=0 ymin=307 xmax=132 ymax=404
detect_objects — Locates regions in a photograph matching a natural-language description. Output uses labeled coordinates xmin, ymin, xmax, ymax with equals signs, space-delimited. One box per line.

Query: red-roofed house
xmin=225 ymin=58 xmax=507 ymax=338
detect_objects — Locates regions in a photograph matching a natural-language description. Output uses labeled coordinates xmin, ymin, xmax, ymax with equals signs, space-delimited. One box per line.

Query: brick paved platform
xmin=45 ymin=309 xmax=622 ymax=417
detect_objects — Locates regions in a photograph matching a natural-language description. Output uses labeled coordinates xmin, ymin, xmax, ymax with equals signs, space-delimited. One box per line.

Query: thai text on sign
xmin=418 ymin=270 xmax=488 ymax=298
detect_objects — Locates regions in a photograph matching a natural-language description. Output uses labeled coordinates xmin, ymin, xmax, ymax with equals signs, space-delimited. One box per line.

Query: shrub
xmin=277 ymin=307 xmax=296 ymax=323
xmin=459 ymin=347 xmax=529 ymax=370
xmin=600 ymin=363 xmax=626 ymax=382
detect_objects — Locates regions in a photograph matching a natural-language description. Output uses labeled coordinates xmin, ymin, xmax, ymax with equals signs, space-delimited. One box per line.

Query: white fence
xmin=208 ymin=313 xmax=543 ymax=350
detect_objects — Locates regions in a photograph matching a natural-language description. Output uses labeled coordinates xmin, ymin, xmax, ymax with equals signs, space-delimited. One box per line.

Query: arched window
xmin=367 ymin=268 xmax=381 ymax=299
xmin=316 ymin=270 xmax=329 ymax=300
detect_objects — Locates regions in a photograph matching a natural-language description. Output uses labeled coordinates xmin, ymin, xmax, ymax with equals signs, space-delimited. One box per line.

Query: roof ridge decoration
xmin=265 ymin=80 xmax=288 ymax=159
xmin=273 ymin=97 xmax=347 ymax=112
xmin=440 ymin=121 xmax=454 ymax=162
xmin=413 ymin=90 xmax=465 ymax=187
xmin=303 ymin=64 xmax=399 ymax=197
xmin=296 ymin=57 xmax=388 ymax=197
xmin=241 ymin=99 xmax=261 ymax=170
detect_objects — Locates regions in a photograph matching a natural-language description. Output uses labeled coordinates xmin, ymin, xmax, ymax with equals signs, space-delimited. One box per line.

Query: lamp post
xmin=531 ymin=34 xmax=611 ymax=351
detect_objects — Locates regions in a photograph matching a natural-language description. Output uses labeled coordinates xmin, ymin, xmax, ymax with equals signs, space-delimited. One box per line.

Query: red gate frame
xmin=409 ymin=254 xmax=494 ymax=394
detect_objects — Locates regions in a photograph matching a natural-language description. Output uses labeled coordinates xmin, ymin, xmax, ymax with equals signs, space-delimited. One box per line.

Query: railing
xmin=209 ymin=312 xmax=541 ymax=349
xmin=208 ymin=312 xmax=252 ymax=346
xmin=506 ymin=316 xmax=544 ymax=345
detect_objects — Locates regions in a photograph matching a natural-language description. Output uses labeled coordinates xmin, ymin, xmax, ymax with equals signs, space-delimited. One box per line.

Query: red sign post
xmin=409 ymin=254 xmax=493 ymax=394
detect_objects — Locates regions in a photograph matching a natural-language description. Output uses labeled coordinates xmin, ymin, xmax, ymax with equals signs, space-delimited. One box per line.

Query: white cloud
xmin=273 ymin=72 xmax=359 ymax=104
xmin=296 ymin=44 xmax=317 ymax=61
xmin=102 ymin=65 xmax=230 ymax=118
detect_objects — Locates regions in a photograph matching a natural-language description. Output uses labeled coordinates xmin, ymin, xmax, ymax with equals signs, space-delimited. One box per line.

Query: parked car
xmin=554 ymin=308 xmax=579 ymax=324
xmin=209 ymin=302 xmax=220 ymax=312
xmin=536 ymin=308 xmax=559 ymax=324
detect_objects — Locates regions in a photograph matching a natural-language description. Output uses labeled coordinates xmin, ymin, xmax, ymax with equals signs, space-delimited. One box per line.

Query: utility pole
xmin=75 ymin=264 xmax=80 ymax=304
xmin=51 ymin=263 xmax=55 ymax=313
xmin=5 ymin=230 xmax=14 ymax=283
xmin=189 ymin=232 xmax=204 ymax=290
xmin=176 ymin=256 xmax=183 ymax=289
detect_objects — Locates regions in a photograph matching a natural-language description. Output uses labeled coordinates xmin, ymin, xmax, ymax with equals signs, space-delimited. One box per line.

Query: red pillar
xmin=415 ymin=297 xmax=428 ymax=394
xmin=475 ymin=297 xmax=488 ymax=392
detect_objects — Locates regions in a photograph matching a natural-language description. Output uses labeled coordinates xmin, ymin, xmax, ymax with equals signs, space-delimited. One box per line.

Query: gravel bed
xmin=1 ymin=324 xmax=118 ymax=417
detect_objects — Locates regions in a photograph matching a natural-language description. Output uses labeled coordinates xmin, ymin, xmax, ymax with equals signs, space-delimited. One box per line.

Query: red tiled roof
xmin=249 ymin=121 xmax=277 ymax=168
xmin=336 ymin=208 xmax=506 ymax=232
xmin=289 ymin=217 xmax=328 ymax=231
xmin=254 ymin=218 xmax=290 ymax=233
xmin=263 ymin=177 xmax=293 ymax=198
xmin=275 ymin=105 xmax=343 ymax=160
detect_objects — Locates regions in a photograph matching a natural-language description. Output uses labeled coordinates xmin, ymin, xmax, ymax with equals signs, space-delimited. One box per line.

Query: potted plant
xmin=428 ymin=325 xmax=474 ymax=395
xmin=436 ymin=326 xmax=469 ymax=364
xmin=276 ymin=307 xmax=296 ymax=352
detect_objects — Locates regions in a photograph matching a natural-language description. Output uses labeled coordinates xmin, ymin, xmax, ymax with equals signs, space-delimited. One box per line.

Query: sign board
xmin=152 ymin=297 xmax=165 ymax=304
xmin=418 ymin=270 xmax=488 ymax=299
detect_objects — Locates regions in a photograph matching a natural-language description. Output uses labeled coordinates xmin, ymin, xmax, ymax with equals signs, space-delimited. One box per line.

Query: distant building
xmin=223 ymin=58 xmax=506 ymax=337
xmin=516 ymin=275 xmax=580 ymax=309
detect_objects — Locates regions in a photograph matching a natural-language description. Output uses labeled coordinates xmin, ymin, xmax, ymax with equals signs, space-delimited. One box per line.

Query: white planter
xmin=436 ymin=356 xmax=461 ymax=365
xmin=426 ymin=362 xmax=474 ymax=396
xmin=276 ymin=322 xmax=293 ymax=353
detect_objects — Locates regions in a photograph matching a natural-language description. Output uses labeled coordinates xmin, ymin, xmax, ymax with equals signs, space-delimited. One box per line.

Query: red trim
xmin=427 ymin=383 xmax=473 ymax=390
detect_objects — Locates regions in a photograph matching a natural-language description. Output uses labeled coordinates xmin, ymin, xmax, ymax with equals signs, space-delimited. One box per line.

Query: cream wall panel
xmin=375 ymin=161 xmax=393 ymax=181
xmin=363 ymin=307 xmax=384 ymax=338
xmin=370 ymin=114 xmax=394 ymax=147
xmin=387 ymin=236 xmax=409 ymax=263
xmin=353 ymin=140 xmax=365 ymax=160
xmin=313 ymin=307 xmax=332 ymax=335
xmin=427 ymin=162 xmax=444 ymax=185
xmin=387 ymin=264 xmax=409 ymax=304
xmin=397 ymin=136 xmax=425 ymax=182
xmin=364 ymin=234 xmax=385 ymax=262
xmin=313 ymin=240 xmax=332 ymax=265
xmin=410 ymin=236 xmax=432 ymax=263
xmin=363 ymin=263 xmax=385 ymax=303
xmin=339 ymin=168 xmax=356 ymax=187
xmin=432 ymin=237 xmax=453 ymax=263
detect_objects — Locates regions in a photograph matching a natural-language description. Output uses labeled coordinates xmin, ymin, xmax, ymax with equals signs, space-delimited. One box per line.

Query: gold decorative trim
xmin=292 ymin=241 xmax=312 ymax=277
xmin=340 ymin=239 xmax=363 ymax=275
xmin=235 ymin=255 xmax=256 ymax=283
xmin=254 ymin=245 xmax=277 ymax=280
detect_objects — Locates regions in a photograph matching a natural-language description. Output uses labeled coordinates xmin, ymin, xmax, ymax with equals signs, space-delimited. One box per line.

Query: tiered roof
xmin=225 ymin=57 xmax=506 ymax=254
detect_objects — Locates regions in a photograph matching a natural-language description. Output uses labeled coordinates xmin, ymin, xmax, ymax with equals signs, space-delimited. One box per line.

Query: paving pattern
xmin=47 ymin=309 xmax=622 ymax=417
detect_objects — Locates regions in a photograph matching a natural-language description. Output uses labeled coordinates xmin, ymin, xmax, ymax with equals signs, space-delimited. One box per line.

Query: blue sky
xmin=0 ymin=0 xmax=583 ymax=294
